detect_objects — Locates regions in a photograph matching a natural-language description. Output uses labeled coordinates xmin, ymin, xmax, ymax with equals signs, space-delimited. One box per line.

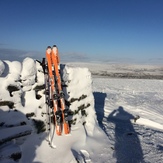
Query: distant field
xmin=66 ymin=62 xmax=163 ymax=79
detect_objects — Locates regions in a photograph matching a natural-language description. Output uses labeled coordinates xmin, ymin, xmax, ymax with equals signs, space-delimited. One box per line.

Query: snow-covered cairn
xmin=62 ymin=65 xmax=97 ymax=136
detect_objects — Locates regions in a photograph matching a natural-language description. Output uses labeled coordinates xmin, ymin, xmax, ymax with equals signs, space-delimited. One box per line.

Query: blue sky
xmin=0 ymin=0 xmax=163 ymax=63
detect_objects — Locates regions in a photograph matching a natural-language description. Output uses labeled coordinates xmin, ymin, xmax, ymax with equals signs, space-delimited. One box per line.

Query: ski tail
xmin=64 ymin=108 xmax=70 ymax=134
xmin=60 ymin=97 xmax=70 ymax=135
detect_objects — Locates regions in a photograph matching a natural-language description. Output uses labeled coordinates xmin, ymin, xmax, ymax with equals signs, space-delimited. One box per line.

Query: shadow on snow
xmin=108 ymin=106 xmax=144 ymax=163
xmin=93 ymin=92 xmax=107 ymax=132
xmin=93 ymin=92 xmax=144 ymax=163
xmin=0 ymin=108 xmax=45 ymax=163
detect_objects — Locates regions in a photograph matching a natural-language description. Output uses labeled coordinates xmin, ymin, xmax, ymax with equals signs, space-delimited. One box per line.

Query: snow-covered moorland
xmin=66 ymin=62 xmax=163 ymax=79
xmin=0 ymin=58 xmax=163 ymax=163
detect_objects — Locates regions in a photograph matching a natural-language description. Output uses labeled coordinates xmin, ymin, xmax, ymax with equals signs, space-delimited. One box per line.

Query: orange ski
xmin=46 ymin=46 xmax=62 ymax=136
xmin=51 ymin=45 xmax=70 ymax=135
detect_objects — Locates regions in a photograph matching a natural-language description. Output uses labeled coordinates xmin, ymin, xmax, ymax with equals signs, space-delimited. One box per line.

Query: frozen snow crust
xmin=0 ymin=58 xmax=163 ymax=163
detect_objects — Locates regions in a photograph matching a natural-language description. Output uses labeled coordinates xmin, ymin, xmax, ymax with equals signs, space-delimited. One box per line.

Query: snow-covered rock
xmin=21 ymin=58 xmax=37 ymax=90
xmin=6 ymin=61 xmax=22 ymax=82
xmin=35 ymin=61 xmax=44 ymax=85
xmin=0 ymin=60 xmax=5 ymax=76
xmin=10 ymin=61 xmax=22 ymax=79
xmin=21 ymin=58 xmax=36 ymax=79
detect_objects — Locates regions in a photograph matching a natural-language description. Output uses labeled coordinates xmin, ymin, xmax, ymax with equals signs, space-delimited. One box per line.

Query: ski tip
xmin=47 ymin=46 xmax=51 ymax=49
xmin=52 ymin=45 xmax=57 ymax=48
xmin=52 ymin=45 xmax=58 ymax=54
xmin=46 ymin=46 xmax=52 ymax=54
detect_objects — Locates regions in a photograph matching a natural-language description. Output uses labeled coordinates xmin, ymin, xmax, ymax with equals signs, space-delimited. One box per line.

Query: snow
xmin=62 ymin=65 xmax=97 ymax=136
xmin=92 ymin=78 xmax=163 ymax=130
xmin=0 ymin=58 xmax=163 ymax=163
xmin=92 ymin=77 xmax=163 ymax=163
xmin=0 ymin=60 xmax=5 ymax=76
xmin=21 ymin=57 xmax=37 ymax=90
xmin=0 ymin=125 xmax=32 ymax=143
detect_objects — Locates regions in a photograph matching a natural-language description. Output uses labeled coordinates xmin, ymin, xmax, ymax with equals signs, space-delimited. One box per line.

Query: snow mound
xmin=8 ymin=61 xmax=22 ymax=81
xmin=35 ymin=61 xmax=44 ymax=85
xmin=21 ymin=57 xmax=36 ymax=79
xmin=21 ymin=58 xmax=37 ymax=90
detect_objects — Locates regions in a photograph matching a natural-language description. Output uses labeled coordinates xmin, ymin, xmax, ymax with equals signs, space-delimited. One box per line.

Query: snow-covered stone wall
xmin=0 ymin=57 xmax=100 ymax=162
xmin=0 ymin=58 xmax=44 ymax=109
xmin=0 ymin=59 xmax=97 ymax=136
xmin=62 ymin=65 xmax=97 ymax=136
xmin=0 ymin=58 xmax=45 ymax=163
xmin=0 ymin=58 xmax=97 ymax=133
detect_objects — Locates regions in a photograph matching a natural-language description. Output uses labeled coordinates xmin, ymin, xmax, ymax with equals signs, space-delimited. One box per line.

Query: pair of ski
xmin=45 ymin=45 xmax=70 ymax=136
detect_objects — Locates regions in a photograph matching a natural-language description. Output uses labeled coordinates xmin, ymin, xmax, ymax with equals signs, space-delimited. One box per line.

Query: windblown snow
xmin=0 ymin=57 xmax=163 ymax=163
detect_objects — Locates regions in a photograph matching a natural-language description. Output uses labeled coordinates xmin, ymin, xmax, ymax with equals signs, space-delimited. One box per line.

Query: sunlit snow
xmin=0 ymin=58 xmax=163 ymax=163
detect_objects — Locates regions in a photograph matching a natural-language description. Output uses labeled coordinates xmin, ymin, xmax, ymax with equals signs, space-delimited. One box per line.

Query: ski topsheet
xmin=51 ymin=46 xmax=70 ymax=135
xmin=45 ymin=45 xmax=70 ymax=135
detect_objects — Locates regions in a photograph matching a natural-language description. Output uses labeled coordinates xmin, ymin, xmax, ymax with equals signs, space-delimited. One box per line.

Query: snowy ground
xmin=0 ymin=59 xmax=163 ymax=163
xmin=92 ymin=77 xmax=163 ymax=163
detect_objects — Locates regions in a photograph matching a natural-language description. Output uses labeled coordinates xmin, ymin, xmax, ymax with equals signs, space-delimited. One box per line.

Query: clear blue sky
xmin=0 ymin=0 xmax=163 ymax=63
